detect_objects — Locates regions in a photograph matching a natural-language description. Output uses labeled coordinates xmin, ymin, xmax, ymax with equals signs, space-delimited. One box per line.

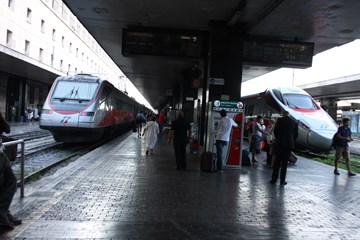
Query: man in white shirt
xmin=215 ymin=109 xmax=238 ymax=172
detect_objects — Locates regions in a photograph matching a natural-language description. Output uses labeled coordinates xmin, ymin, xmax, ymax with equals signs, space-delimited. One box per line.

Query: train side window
xmin=100 ymin=86 xmax=112 ymax=103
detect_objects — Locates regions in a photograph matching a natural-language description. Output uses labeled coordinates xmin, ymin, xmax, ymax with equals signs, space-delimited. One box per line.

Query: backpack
xmin=331 ymin=132 xmax=339 ymax=148
xmin=242 ymin=149 xmax=251 ymax=166
xmin=136 ymin=114 xmax=145 ymax=123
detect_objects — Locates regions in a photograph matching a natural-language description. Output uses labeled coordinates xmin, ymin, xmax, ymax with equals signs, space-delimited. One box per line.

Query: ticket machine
xmin=206 ymin=100 xmax=244 ymax=168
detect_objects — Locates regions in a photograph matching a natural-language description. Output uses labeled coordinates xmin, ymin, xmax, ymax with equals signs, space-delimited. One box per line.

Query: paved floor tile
xmin=1 ymin=131 xmax=360 ymax=239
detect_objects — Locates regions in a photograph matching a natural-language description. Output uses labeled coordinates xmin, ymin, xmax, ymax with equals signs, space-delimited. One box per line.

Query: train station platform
xmin=1 ymin=129 xmax=360 ymax=239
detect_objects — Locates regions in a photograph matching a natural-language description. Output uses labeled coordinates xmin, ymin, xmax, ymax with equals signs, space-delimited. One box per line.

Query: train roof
xmin=241 ymin=86 xmax=310 ymax=100
xmin=268 ymin=86 xmax=309 ymax=95
xmin=56 ymin=74 xmax=106 ymax=83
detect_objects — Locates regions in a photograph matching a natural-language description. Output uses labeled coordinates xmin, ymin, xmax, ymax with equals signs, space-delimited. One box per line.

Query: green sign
xmin=212 ymin=100 xmax=243 ymax=112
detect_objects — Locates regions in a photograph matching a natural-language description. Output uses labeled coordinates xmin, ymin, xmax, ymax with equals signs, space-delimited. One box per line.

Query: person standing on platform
xmin=142 ymin=116 xmax=160 ymax=155
xmin=333 ymin=118 xmax=356 ymax=176
xmin=157 ymin=110 xmax=166 ymax=134
xmin=135 ymin=111 xmax=146 ymax=137
xmin=270 ymin=111 xmax=298 ymax=185
xmin=167 ymin=110 xmax=191 ymax=170
xmin=0 ymin=112 xmax=22 ymax=229
xmin=246 ymin=117 xmax=254 ymax=141
xmin=265 ymin=118 xmax=276 ymax=165
xmin=215 ymin=109 xmax=238 ymax=172
xmin=250 ymin=116 xmax=268 ymax=163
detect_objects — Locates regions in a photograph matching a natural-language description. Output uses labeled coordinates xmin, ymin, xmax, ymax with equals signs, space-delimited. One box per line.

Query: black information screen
xmin=122 ymin=28 xmax=205 ymax=58
xmin=243 ymin=39 xmax=314 ymax=68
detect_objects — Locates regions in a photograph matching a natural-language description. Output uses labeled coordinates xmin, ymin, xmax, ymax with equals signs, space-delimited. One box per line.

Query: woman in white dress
xmin=142 ymin=116 xmax=160 ymax=155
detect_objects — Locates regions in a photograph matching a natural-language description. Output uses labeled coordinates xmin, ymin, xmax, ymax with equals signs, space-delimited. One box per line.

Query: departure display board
xmin=122 ymin=28 xmax=206 ymax=58
xmin=243 ymin=39 xmax=314 ymax=68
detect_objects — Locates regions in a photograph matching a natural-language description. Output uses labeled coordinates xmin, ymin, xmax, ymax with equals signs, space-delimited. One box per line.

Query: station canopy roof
xmin=58 ymin=1 xmax=360 ymax=108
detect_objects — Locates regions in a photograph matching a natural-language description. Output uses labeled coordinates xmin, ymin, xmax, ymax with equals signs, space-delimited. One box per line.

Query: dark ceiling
xmin=60 ymin=0 xmax=360 ymax=109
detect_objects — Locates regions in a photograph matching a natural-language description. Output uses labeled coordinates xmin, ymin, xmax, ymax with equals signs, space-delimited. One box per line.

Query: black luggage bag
xmin=200 ymin=151 xmax=216 ymax=172
xmin=241 ymin=149 xmax=251 ymax=166
xmin=288 ymin=152 xmax=297 ymax=164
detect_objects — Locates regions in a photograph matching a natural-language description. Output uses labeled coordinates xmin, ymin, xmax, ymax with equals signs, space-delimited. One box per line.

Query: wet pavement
xmin=1 ymin=124 xmax=360 ymax=239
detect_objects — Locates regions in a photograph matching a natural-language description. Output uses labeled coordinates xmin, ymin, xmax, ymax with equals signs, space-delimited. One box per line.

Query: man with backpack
xmin=135 ymin=111 xmax=147 ymax=137
xmin=333 ymin=118 xmax=356 ymax=176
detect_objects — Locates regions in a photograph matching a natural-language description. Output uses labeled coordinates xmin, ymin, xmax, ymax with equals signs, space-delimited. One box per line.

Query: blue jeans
xmin=216 ymin=140 xmax=227 ymax=171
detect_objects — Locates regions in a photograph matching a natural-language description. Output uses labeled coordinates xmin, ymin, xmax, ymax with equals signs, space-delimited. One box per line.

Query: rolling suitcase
xmin=200 ymin=151 xmax=216 ymax=172
xmin=241 ymin=149 xmax=251 ymax=166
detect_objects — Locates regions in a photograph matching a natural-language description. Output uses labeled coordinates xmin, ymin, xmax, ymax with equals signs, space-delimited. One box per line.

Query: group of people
xmin=135 ymin=109 xmax=191 ymax=170
xmin=25 ymin=105 xmax=40 ymax=122
xmin=246 ymin=111 xmax=298 ymax=185
xmin=143 ymin=107 xmax=357 ymax=182
xmin=135 ymin=110 xmax=167 ymax=155
xmin=248 ymin=112 xmax=356 ymax=185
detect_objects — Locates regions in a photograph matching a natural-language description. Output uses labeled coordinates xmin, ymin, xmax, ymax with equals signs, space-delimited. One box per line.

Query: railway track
xmin=10 ymin=130 xmax=126 ymax=183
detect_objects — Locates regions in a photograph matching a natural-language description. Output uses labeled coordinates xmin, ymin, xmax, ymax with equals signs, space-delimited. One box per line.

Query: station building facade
xmin=0 ymin=0 xmax=129 ymax=121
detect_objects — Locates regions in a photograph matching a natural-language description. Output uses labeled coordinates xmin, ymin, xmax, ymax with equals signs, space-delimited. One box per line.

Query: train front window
xmin=283 ymin=94 xmax=318 ymax=110
xmin=51 ymin=80 xmax=99 ymax=102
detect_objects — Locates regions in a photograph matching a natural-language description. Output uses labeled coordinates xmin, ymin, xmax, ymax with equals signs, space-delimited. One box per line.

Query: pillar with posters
xmin=206 ymin=100 xmax=244 ymax=169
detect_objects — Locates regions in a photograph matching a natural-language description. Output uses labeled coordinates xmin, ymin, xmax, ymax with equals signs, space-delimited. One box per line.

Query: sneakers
xmin=334 ymin=169 xmax=356 ymax=177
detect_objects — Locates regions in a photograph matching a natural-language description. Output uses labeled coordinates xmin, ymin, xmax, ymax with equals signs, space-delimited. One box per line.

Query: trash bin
xmin=2 ymin=136 xmax=18 ymax=161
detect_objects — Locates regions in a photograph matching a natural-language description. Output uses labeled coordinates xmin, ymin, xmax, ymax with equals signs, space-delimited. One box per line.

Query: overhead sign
xmin=212 ymin=100 xmax=243 ymax=112
xmin=243 ymin=38 xmax=314 ymax=68
xmin=209 ymin=78 xmax=225 ymax=85
xmin=122 ymin=28 xmax=206 ymax=58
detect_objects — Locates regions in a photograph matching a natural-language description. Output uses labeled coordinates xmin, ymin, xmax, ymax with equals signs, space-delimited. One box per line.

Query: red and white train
xmin=242 ymin=86 xmax=338 ymax=153
xmin=40 ymin=74 xmax=149 ymax=143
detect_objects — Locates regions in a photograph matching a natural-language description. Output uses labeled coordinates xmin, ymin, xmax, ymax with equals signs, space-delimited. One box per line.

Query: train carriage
xmin=242 ymin=86 xmax=338 ymax=153
xmin=40 ymin=74 xmax=146 ymax=143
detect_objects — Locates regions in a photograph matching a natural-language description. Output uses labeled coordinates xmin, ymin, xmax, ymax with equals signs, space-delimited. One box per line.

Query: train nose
xmin=307 ymin=130 xmax=334 ymax=151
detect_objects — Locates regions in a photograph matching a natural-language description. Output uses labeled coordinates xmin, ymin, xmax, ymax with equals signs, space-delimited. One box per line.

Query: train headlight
xmin=42 ymin=109 xmax=53 ymax=114
xmin=81 ymin=112 xmax=94 ymax=116
xmin=298 ymin=120 xmax=309 ymax=129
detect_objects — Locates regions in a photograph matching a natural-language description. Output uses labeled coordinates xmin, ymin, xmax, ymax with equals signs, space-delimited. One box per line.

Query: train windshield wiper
xmin=58 ymin=87 xmax=75 ymax=102
xmin=72 ymin=87 xmax=90 ymax=103
xmin=287 ymin=102 xmax=300 ymax=109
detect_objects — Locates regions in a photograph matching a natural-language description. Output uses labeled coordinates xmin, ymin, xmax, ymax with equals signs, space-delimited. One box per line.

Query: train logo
xmin=61 ymin=116 xmax=71 ymax=124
